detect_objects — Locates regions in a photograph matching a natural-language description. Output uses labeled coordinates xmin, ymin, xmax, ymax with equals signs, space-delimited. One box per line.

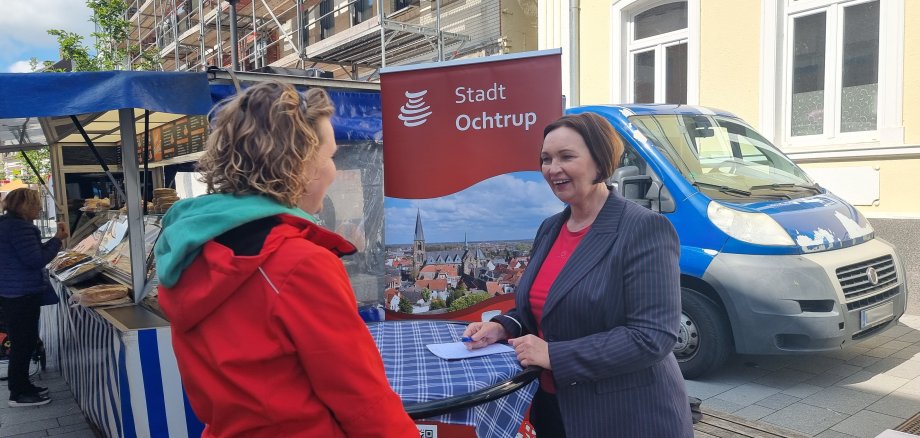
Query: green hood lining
xmin=154 ymin=193 xmax=316 ymax=288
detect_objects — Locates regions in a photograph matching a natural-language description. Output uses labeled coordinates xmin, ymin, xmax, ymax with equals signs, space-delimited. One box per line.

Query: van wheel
xmin=675 ymin=288 xmax=732 ymax=379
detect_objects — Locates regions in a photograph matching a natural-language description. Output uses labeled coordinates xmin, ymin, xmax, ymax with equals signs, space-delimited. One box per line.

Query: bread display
xmin=70 ymin=284 xmax=130 ymax=307
xmin=153 ymin=188 xmax=176 ymax=197
xmin=82 ymin=197 xmax=111 ymax=211
xmin=152 ymin=189 xmax=180 ymax=214
xmin=49 ymin=252 xmax=92 ymax=274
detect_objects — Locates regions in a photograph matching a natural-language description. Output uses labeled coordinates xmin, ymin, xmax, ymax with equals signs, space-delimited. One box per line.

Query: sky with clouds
xmin=1 ymin=0 xmax=94 ymax=73
xmin=385 ymin=171 xmax=565 ymax=245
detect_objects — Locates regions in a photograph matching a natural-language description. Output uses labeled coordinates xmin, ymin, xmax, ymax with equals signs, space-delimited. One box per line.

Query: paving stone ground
xmin=6 ymin=319 xmax=920 ymax=437
xmin=688 ymin=315 xmax=920 ymax=437
xmin=0 ymin=368 xmax=97 ymax=438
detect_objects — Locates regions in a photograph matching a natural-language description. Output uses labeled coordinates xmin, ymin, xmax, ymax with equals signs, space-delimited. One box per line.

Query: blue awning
xmin=0 ymin=70 xmax=381 ymax=145
xmin=209 ymin=83 xmax=382 ymax=142
xmin=0 ymin=71 xmax=213 ymax=118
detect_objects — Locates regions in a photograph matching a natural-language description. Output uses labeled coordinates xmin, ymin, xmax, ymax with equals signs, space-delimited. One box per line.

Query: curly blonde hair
xmin=198 ymin=82 xmax=335 ymax=206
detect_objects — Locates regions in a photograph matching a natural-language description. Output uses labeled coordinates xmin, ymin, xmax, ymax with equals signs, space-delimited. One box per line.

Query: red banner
xmin=381 ymin=50 xmax=562 ymax=199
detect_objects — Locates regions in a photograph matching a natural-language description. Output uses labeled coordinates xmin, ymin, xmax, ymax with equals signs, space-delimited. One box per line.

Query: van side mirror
xmin=619 ymin=176 xmax=676 ymax=213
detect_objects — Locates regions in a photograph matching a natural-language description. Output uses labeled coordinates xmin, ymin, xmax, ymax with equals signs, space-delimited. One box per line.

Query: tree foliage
xmin=429 ymin=298 xmax=446 ymax=310
xmin=46 ymin=30 xmax=98 ymax=71
xmin=449 ymin=293 xmax=490 ymax=312
xmin=17 ymin=149 xmax=52 ymax=184
xmin=445 ymin=288 xmax=465 ymax=308
xmin=43 ymin=0 xmax=160 ymax=72
xmin=397 ymin=295 xmax=414 ymax=314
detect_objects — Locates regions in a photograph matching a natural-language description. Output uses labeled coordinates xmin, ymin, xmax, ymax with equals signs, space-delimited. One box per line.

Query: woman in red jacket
xmin=155 ymin=82 xmax=417 ymax=437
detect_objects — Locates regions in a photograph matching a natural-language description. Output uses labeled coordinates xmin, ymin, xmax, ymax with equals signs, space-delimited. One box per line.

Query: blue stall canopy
xmin=205 ymin=72 xmax=382 ymax=142
xmin=0 ymin=71 xmax=213 ymax=119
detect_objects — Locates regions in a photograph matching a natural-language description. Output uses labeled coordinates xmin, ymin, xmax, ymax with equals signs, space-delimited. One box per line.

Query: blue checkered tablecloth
xmin=368 ymin=321 xmax=538 ymax=438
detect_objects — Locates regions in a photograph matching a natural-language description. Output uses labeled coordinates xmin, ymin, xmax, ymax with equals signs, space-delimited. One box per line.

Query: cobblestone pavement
xmin=0 ymin=368 xmax=96 ymax=438
xmin=688 ymin=315 xmax=920 ymax=437
xmin=6 ymin=320 xmax=920 ymax=437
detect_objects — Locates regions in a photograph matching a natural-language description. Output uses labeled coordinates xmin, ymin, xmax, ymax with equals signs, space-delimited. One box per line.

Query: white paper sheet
xmin=426 ymin=342 xmax=516 ymax=360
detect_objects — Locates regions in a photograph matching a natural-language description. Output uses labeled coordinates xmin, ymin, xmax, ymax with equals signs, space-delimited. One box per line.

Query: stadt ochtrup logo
xmin=398 ymin=90 xmax=432 ymax=127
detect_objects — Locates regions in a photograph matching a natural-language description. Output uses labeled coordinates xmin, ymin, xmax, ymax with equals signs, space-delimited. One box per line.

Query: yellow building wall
xmin=800 ymin=159 xmax=920 ymax=217
xmin=499 ymin=0 xmax=538 ymax=53
xmin=577 ymin=1 xmax=611 ymax=104
xmin=698 ymin=0 xmax=761 ymax=126
xmin=904 ymin=1 xmax=920 ymax=145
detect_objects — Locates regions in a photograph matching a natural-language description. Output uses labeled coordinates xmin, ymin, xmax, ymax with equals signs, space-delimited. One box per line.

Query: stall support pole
xmin=49 ymin=143 xmax=67 ymax=224
xmin=228 ymin=0 xmax=240 ymax=71
xmin=143 ymin=111 xmax=150 ymax=215
xmin=118 ymin=108 xmax=148 ymax=302
xmin=377 ymin=0 xmax=386 ymax=67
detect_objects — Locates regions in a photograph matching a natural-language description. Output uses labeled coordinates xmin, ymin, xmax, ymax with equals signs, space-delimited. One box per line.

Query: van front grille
xmin=837 ymin=255 xmax=898 ymax=306
xmin=846 ymin=287 xmax=899 ymax=311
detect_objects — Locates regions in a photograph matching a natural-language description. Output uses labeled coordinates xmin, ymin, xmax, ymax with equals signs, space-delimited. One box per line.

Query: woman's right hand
xmin=463 ymin=321 xmax=508 ymax=351
xmin=54 ymin=222 xmax=70 ymax=240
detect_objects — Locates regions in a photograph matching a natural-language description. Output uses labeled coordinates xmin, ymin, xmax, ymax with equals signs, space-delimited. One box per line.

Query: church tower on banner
xmin=412 ymin=210 xmax=426 ymax=279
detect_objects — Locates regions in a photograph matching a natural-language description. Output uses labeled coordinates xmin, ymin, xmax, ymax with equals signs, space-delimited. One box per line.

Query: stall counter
xmin=41 ymin=279 xmax=204 ymax=438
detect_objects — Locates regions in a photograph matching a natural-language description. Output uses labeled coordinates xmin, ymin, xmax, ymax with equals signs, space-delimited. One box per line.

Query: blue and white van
xmin=568 ymin=105 xmax=909 ymax=378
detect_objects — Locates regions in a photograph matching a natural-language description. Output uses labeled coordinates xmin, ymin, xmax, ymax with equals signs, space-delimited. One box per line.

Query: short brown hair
xmin=1 ymin=188 xmax=40 ymax=218
xmin=198 ymin=82 xmax=335 ymax=206
xmin=543 ymin=112 xmax=624 ymax=183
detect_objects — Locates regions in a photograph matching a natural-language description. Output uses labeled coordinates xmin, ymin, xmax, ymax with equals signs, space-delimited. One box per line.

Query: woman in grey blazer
xmin=463 ymin=113 xmax=693 ymax=437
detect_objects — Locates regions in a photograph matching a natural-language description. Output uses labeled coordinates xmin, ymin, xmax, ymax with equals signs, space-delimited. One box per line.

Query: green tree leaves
xmin=397 ymin=295 xmax=414 ymax=314
xmin=42 ymin=0 xmax=160 ymax=72
xmin=448 ymin=293 xmax=489 ymax=312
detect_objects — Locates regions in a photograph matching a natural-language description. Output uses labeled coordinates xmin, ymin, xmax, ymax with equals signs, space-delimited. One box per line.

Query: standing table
xmin=369 ymin=321 xmax=539 ymax=438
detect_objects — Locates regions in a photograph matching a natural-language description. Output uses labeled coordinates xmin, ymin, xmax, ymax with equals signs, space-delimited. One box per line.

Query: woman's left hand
xmin=508 ymin=335 xmax=551 ymax=369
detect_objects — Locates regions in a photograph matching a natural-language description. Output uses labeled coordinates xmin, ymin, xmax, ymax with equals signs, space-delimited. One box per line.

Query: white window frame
xmin=760 ymin=0 xmax=904 ymax=152
xmin=611 ymin=0 xmax=700 ymax=105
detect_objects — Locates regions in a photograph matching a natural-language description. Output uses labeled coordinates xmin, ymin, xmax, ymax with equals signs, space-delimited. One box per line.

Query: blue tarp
xmin=0 ymin=70 xmax=381 ymax=142
xmin=209 ymin=83 xmax=382 ymax=142
xmin=0 ymin=71 xmax=213 ymax=118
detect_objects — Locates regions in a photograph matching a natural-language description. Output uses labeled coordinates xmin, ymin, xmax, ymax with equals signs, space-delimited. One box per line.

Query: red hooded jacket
xmin=159 ymin=214 xmax=417 ymax=437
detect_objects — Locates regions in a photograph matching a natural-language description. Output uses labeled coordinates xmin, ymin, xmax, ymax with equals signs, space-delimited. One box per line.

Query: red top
xmin=159 ymin=215 xmax=417 ymax=438
xmin=529 ymin=223 xmax=590 ymax=392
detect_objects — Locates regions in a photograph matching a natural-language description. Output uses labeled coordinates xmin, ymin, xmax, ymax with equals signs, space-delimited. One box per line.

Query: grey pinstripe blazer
xmin=497 ymin=190 xmax=693 ymax=437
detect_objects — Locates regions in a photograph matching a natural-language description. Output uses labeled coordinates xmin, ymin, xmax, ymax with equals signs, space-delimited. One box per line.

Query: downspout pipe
xmin=228 ymin=0 xmax=240 ymax=71
xmin=569 ymin=0 xmax=579 ymax=107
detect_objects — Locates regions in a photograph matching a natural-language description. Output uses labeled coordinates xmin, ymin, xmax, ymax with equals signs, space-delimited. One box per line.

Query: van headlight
xmin=707 ymin=201 xmax=795 ymax=246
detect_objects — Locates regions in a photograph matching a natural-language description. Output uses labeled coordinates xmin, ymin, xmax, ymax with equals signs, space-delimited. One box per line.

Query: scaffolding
xmin=123 ymin=0 xmax=537 ymax=80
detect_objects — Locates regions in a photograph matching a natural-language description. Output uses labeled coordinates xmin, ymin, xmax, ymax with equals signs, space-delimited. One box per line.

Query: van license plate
xmin=861 ymin=301 xmax=894 ymax=329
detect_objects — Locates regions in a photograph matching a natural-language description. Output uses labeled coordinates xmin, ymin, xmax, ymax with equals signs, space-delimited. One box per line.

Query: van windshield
xmin=629 ymin=114 xmax=818 ymax=200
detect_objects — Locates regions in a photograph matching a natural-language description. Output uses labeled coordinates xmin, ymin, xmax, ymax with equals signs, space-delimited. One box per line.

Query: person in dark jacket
xmin=463 ymin=113 xmax=693 ymax=437
xmin=0 ymin=188 xmax=69 ymax=407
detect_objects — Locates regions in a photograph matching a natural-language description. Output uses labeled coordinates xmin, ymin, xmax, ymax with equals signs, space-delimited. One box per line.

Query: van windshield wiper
xmin=749 ymin=183 xmax=822 ymax=193
xmin=691 ymin=181 xmax=751 ymax=197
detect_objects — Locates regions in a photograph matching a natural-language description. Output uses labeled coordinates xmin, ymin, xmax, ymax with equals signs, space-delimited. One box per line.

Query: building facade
xmin=123 ymin=0 xmax=537 ymax=79
xmin=540 ymin=0 xmax=919 ymax=220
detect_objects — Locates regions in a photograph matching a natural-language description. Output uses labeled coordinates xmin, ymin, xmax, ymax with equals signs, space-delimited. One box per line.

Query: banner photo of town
xmin=381 ymin=51 xmax=563 ymax=315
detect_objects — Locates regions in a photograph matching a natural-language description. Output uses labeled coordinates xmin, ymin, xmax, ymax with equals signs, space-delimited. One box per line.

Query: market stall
xmin=2 ymin=71 xmax=211 ymax=437
xmin=3 ymin=70 xmax=537 ymax=437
